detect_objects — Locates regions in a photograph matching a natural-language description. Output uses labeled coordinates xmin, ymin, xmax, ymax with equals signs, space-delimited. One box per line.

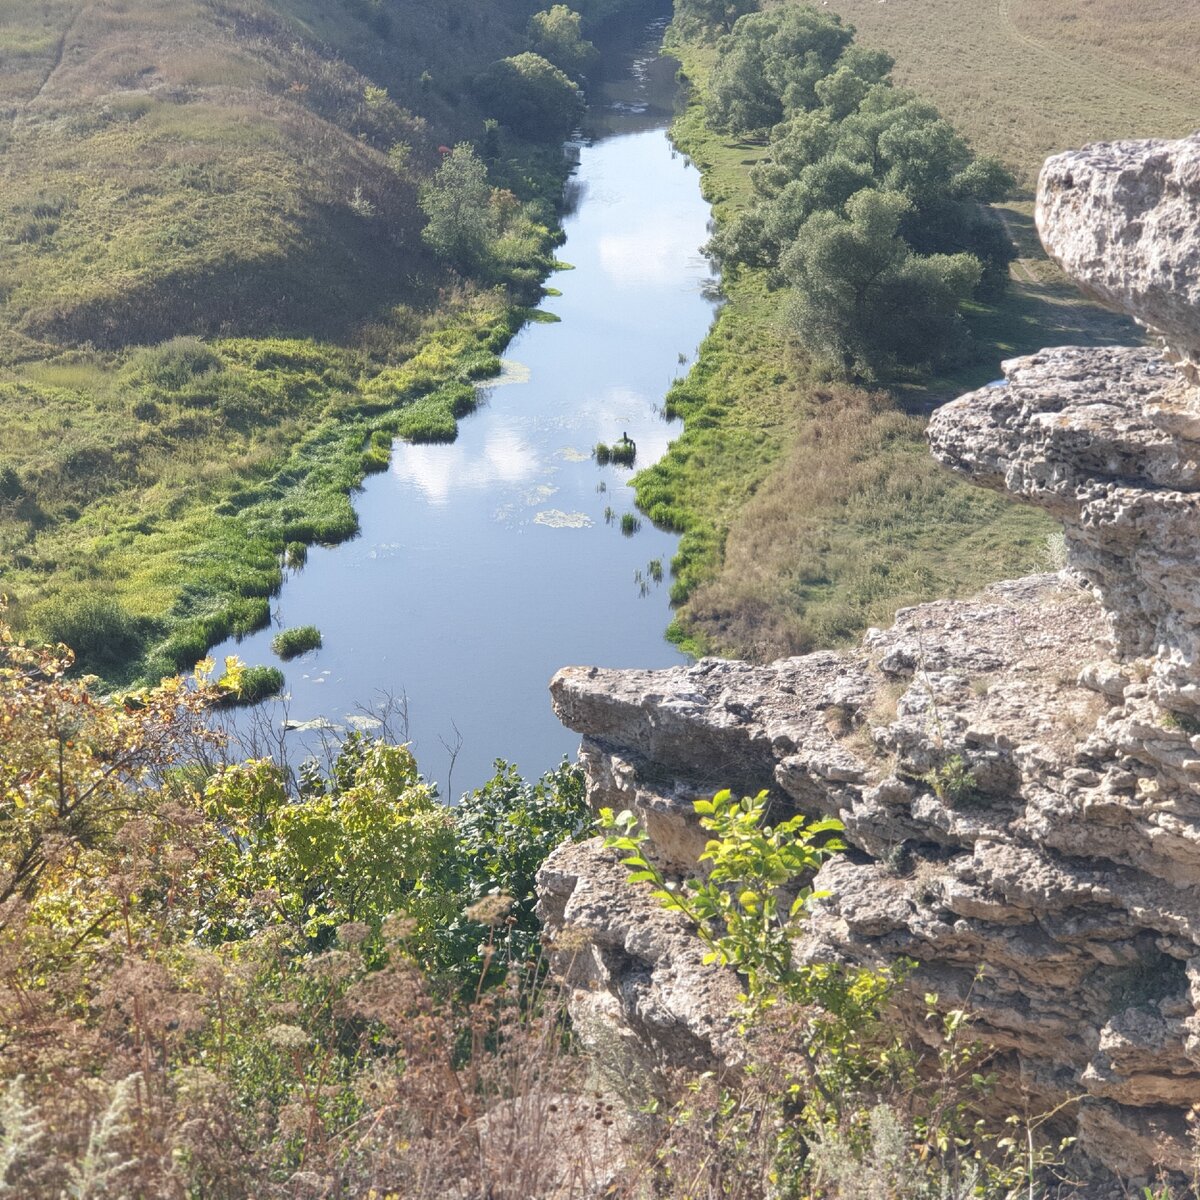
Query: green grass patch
xmin=221 ymin=664 xmax=285 ymax=706
xmin=272 ymin=624 xmax=323 ymax=659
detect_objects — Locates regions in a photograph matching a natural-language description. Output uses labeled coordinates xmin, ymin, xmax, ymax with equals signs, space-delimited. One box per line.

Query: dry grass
xmin=825 ymin=0 xmax=1200 ymax=186
xmin=682 ymin=387 xmax=1050 ymax=658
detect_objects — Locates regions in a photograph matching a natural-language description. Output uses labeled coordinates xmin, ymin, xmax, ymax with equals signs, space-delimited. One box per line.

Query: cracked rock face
xmin=538 ymin=130 xmax=1200 ymax=1185
xmin=927 ymin=345 xmax=1200 ymax=712
xmin=1037 ymin=133 xmax=1200 ymax=380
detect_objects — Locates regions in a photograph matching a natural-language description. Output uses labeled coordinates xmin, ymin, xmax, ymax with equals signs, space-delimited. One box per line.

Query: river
xmin=210 ymin=16 xmax=717 ymax=797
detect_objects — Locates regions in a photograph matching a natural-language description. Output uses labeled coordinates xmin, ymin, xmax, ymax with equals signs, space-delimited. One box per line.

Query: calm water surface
xmin=212 ymin=23 xmax=717 ymax=796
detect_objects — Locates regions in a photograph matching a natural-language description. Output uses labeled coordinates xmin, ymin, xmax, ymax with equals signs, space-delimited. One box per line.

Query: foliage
xmin=0 ymin=615 xmax=597 ymax=1196
xmin=601 ymin=789 xmax=845 ymax=1007
xmin=923 ymin=753 xmax=979 ymax=807
xmin=712 ymin=80 xmax=1015 ymax=293
xmin=781 ymin=189 xmax=982 ymax=379
xmin=219 ymin=663 xmax=285 ymax=705
xmin=419 ymin=143 xmax=500 ymax=269
xmin=271 ymin=624 xmax=322 ymax=659
xmin=528 ymin=5 xmax=598 ymax=79
xmin=477 ymin=52 xmax=581 ymax=142
xmin=600 ymin=790 xmax=1078 ymax=1197
xmin=595 ymin=437 xmax=636 ymax=466
xmin=30 ymin=594 xmax=150 ymax=679
xmin=445 ymin=759 xmax=587 ymax=984
xmin=707 ymin=5 xmax=854 ymax=136
xmin=204 ymin=737 xmax=456 ymax=944
xmin=673 ymin=0 xmax=756 ymax=37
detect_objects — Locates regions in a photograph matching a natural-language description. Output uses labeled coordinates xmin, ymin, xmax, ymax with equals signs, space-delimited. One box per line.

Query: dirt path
xmin=996 ymin=0 xmax=1198 ymax=127
xmin=33 ymin=3 xmax=88 ymax=104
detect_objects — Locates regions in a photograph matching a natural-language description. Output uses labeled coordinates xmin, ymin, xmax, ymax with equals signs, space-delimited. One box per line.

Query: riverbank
xmin=637 ymin=21 xmax=1135 ymax=661
xmin=0 ymin=0 xmax=620 ymax=686
xmin=207 ymin=26 xmax=714 ymax=797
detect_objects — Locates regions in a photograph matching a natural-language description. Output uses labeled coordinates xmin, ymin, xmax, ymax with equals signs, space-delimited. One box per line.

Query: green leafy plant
xmin=923 ymin=753 xmax=978 ymax=806
xmin=600 ymin=789 xmax=844 ymax=1008
xmin=219 ymin=663 xmax=284 ymax=705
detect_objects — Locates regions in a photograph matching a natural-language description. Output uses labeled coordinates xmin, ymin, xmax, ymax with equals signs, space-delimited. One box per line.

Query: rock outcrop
xmin=537 ymin=129 xmax=1200 ymax=1184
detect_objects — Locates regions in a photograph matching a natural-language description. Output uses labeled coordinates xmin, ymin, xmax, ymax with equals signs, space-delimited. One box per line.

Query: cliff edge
xmin=538 ymin=131 xmax=1200 ymax=1181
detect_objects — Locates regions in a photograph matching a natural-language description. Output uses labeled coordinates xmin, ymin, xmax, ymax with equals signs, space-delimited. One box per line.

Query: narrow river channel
xmin=212 ymin=17 xmax=717 ymax=797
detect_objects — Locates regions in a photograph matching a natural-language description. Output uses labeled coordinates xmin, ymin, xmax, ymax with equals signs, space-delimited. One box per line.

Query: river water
xmin=211 ymin=18 xmax=717 ymax=797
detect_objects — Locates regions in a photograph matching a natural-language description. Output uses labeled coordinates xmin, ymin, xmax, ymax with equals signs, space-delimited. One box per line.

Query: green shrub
xmin=285 ymin=541 xmax=308 ymax=569
xmin=609 ymin=437 xmax=636 ymax=466
xmin=271 ymin=625 xmax=322 ymax=659
xmin=127 ymin=336 xmax=222 ymax=392
xmin=0 ymin=465 xmax=24 ymax=501
xmin=619 ymin=512 xmax=641 ymax=536
xmin=922 ymin=753 xmax=978 ymax=806
xmin=476 ymin=53 xmax=581 ymax=142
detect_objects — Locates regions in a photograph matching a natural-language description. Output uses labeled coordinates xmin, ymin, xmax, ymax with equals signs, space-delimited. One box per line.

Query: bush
xmin=0 ymin=464 xmax=24 ymax=501
xmin=126 ymin=336 xmax=222 ymax=391
xmin=477 ymin=53 xmax=581 ymax=142
xmin=528 ymin=5 xmax=598 ymax=79
xmin=33 ymin=594 xmax=147 ymax=675
xmin=271 ymin=624 xmax=322 ymax=659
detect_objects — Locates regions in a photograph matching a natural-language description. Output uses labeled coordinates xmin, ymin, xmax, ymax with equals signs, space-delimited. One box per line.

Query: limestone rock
xmin=1037 ymin=133 xmax=1200 ymax=379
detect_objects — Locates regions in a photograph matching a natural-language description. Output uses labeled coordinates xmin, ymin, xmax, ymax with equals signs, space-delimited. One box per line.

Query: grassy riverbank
xmin=0 ymin=0 xmax=602 ymax=683
xmin=638 ymin=16 xmax=1141 ymax=660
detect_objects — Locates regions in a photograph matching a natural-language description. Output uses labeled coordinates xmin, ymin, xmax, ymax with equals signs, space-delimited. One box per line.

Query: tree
xmin=477 ymin=52 xmax=581 ymax=142
xmin=419 ymin=143 xmax=498 ymax=269
xmin=779 ymin=189 xmax=981 ymax=379
xmin=528 ymin=6 xmax=597 ymax=80
xmin=708 ymin=6 xmax=854 ymax=136
xmin=674 ymin=0 xmax=756 ymax=36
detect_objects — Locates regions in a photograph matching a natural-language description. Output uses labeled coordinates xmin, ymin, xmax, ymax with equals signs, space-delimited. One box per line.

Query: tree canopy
xmin=699 ymin=3 xmax=1016 ymax=378
xmin=477 ymin=52 xmax=581 ymax=141
xmin=528 ymin=5 xmax=598 ymax=79
xmin=780 ymin=189 xmax=982 ymax=379
xmin=707 ymin=6 xmax=856 ymax=135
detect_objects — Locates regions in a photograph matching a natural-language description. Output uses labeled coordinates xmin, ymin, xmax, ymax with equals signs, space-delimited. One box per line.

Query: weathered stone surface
xmin=539 ymin=572 xmax=1200 ymax=1177
xmin=538 ymin=130 xmax=1200 ymax=1184
xmin=536 ymin=838 xmax=742 ymax=1088
xmin=1037 ymin=133 xmax=1200 ymax=379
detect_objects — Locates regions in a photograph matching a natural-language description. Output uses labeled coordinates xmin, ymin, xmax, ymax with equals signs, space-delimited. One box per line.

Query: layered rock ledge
xmin=538 ymin=130 xmax=1200 ymax=1183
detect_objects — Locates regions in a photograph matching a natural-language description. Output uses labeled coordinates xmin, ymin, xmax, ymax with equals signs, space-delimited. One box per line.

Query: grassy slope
xmin=0 ymin=0 xmax=563 ymax=680
xmin=640 ymin=3 xmax=1171 ymax=661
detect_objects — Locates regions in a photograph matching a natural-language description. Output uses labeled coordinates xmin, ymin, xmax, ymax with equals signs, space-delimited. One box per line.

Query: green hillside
xmin=0 ymin=0 xmax=624 ymax=679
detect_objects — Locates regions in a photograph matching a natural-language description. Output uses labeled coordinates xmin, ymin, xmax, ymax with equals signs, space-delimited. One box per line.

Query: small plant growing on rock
xmin=923 ymin=753 xmax=978 ymax=806
xmin=600 ymin=790 xmax=845 ymax=1008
